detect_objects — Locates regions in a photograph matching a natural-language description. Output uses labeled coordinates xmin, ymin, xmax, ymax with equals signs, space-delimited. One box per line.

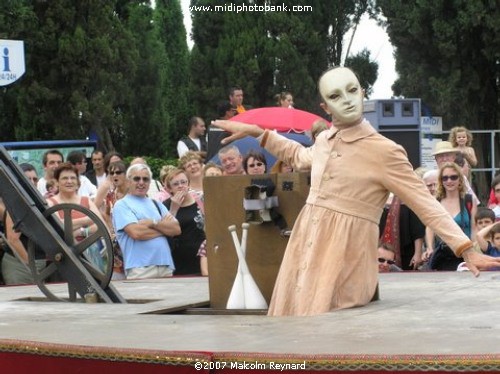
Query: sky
xmin=343 ymin=14 xmax=398 ymax=99
xmin=179 ymin=1 xmax=398 ymax=99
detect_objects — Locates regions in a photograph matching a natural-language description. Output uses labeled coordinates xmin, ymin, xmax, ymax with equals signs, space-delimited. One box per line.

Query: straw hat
xmin=432 ymin=141 xmax=459 ymax=156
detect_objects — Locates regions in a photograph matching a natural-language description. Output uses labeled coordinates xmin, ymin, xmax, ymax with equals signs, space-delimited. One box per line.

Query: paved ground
xmin=0 ymin=271 xmax=499 ymax=356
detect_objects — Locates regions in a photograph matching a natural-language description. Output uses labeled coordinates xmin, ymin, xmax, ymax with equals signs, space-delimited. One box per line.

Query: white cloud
xmin=180 ymin=0 xmax=194 ymax=48
xmin=343 ymin=14 xmax=398 ymax=99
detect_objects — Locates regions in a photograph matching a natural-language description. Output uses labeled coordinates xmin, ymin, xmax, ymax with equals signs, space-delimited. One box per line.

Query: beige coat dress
xmin=262 ymin=120 xmax=473 ymax=316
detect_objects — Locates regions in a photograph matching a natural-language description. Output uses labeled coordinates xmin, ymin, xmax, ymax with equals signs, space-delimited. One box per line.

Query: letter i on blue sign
xmin=3 ymin=48 xmax=10 ymax=72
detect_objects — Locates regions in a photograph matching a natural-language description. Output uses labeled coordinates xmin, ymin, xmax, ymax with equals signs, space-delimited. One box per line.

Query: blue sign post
xmin=0 ymin=39 xmax=25 ymax=86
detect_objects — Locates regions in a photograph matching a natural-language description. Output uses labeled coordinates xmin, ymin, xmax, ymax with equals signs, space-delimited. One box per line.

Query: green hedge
xmin=124 ymin=156 xmax=179 ymax=179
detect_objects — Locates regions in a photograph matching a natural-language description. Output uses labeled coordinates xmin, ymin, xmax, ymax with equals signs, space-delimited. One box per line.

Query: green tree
xmin=345 ymin=48 xmax=378 ymax=98
xmin=378 ymin=1 xmax=499 ymax=131
xmin=0 ymin=1 xmax=37 ymax=141
xmin=0 ymin=0 xmax=138 ymax=151
xmin=189 ymin=0 xmax=379 ymax=118
xmin=120 ymin=1 xmax=171 ymax=158
xmin=307 ymin=0 xmax=374 ymax=67
xmin=154 ymin=0 xmax=191 ymax=157
xmin=190 ymin=0 xmax=265 ymax=119
xmin=378 ymin=0 xmax=499 ymax=200
xmin=263 ymin=8 xmax=322 ymax=112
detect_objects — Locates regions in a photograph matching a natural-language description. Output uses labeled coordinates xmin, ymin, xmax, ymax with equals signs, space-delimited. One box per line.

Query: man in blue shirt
xmin=113 ymin=163 xmax=180 ymax=279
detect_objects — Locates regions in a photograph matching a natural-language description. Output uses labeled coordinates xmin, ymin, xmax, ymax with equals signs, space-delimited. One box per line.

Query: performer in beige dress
xmin=213 ymin=67 xmax=500 ymax=317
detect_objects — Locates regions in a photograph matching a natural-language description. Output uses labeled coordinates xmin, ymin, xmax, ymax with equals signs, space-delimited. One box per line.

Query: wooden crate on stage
xmin=204 ymin=173 xmax=310 ymax=309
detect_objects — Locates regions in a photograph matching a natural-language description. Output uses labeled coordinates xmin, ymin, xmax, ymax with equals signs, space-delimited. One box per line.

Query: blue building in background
xmin=0 ymin=140 xmax=97 ymax=176
xmin=363 ymin=99 xmax=422 ymax=168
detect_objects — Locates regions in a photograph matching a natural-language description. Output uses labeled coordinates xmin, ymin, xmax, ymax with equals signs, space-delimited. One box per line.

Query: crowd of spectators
xmin=1 ymin=93 xmax=499 ymax=286
xmin=379 ymin=128 xmax=500 ymax=274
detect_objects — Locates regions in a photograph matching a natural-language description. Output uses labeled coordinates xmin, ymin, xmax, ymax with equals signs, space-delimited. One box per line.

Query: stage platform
xmin=1 ymin=272 xmax=500 ymax=373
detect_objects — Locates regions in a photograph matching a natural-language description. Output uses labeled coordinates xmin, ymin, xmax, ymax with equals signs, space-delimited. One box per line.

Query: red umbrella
xmin=231 ymin=107 xmax=328 ymax=133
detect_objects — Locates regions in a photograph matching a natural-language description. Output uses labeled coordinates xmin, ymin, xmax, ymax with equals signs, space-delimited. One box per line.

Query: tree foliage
xmin=189 ymin=0 xmax=379 ymax=119
xmin=378 ymin=0 xmax=499 ymax=200
xmin=0 ymin=0 xmax=190 ymax=159
xmin=345 ymin=48 xmax=378 ymax=97
xmin=120 ymin=1 xmax=169 ymax=158
xmin=1 ymin=0 xmax=379 ymax=159
xmin=0 ymin=1 xmax=36 ymax=140
xmin=378 ymin=0 xmax=499 ymax=131
xmin=12 ymin=1 xmax=137 ymax=150
xmin=155 ymin=0 xmax=191 ymax=155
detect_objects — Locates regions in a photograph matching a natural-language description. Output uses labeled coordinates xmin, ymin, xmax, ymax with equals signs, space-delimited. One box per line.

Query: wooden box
xmin=203 ymin=173 xmax=310 ymax=308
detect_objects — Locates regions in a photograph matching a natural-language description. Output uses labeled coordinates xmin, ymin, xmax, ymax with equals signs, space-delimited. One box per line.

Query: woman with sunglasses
xmin=104 ymin=161 xmax=129 ymax=222
xmin=163 ymin=168 xmax=206 ymax=275
xmin=425 ymin=162 xmax=477 ymax=270
xmin=94 ymin=152 xmax=124 ymax=211
xmin=103 ymin=161 xmax=128 ymax=279
xmin=243 ymin=150 xmax=267 ymax=175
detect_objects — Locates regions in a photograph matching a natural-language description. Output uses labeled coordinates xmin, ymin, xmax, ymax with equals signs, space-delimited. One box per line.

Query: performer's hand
xmin=462 ymin=249 xmax=500 ymax=277
xmin=211 ymin=120 xmax=265 ymax=144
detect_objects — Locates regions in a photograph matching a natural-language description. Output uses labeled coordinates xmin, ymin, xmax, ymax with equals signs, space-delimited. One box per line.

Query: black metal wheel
xmin=27 ymin=203 xmax=113 ymax=302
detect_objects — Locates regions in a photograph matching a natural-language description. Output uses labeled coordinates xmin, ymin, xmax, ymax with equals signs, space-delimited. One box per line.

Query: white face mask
xmin=319 ymin=68 xmax=364 ymax=126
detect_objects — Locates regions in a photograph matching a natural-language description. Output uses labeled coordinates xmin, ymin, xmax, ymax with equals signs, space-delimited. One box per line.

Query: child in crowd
xmin=477 ymin=222 xmax=500 ymax=259
xmin=476 ymin=207 xmax=496 ymax=230
xmin=448 ymin=126 xmax=477 ymax=167
xmin=457 ymin=208 xmax=496 ymax=271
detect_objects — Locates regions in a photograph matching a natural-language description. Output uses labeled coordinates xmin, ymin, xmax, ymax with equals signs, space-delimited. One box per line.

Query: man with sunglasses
xmin=112 ymin=164 xmax=180 ymax=280
xmin=377 ymin=243 xmax=402 ymax=273
xmin=130 ymin=157 xmax=163 ymax=198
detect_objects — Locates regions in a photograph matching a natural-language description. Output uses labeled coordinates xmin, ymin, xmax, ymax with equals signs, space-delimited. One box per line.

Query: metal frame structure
xmin=0 ymin=146 xmax=125 ymax=303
